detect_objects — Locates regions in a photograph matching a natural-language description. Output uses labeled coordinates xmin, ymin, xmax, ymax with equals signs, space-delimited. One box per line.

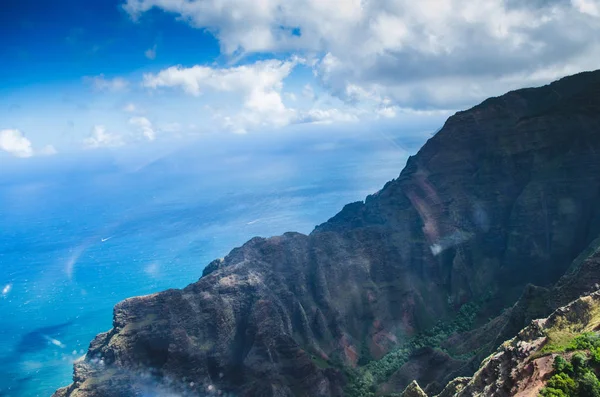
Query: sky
xmin=1 ymin=0 xmax=600 ymax=160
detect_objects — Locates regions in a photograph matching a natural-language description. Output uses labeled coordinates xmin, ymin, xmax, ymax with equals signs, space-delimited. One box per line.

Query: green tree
xmin=591 ymin=347 xmax=600 ymax=366
xmin=572 ymin=352 xmax=589 ymax=376
xmin=569 ymin=333 xmax=600 ymax=351
xmin=578 ymin=371 xmax=600 ymax=397
xmin=545 ymin=373 xmax=576 ymax=395
xmin=553 ymin=356 xmax=574 ymax=375
xmin=539 ymin=388 xmax=567 ymax=397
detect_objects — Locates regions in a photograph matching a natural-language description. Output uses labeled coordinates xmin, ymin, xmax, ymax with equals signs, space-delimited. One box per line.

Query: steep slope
xmin=429 ymin=231 xmax=600 ymax=393
xmin=395 ymin=245 xmax=600 ymax=396
xmin=55 ymin=70 xmax=600 ymax=397
xmin=436 ymin=290 xmax=600 ymax=397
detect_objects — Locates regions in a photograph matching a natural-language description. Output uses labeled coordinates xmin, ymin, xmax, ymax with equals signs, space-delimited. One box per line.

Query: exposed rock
xmin=439 ymin=291 xmax=600 ymax=396
xmin=55 ymin=70 xmax=600 ymax=396
xmin=201 ymin=257 xmax=225 ymax=277
xmin=438 ymin=234 xmax=600 ymax=390
xmin=434 ymin=377 xmax=470 ymax=397
xmin=401 ymin=380 xmax=428 ymax=397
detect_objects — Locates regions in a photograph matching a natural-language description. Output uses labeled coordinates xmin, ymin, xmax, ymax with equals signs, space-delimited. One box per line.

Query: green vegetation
xmin=578 ymin=372 xmax=600 ymax=397
xmin=537 ymin=296 xmax=600 ymax=357
xmin=541 ymin=373 xmax=576 ymax=396
xmin=345 ymin=300 xmax=484 ymax=397
xmin=554 ymin=356 xmax=574 ymax=374
xmin=542 ymin=333 xmax=600 ymax=355
xmin=540 ymin=341 xmax=600 ymax=397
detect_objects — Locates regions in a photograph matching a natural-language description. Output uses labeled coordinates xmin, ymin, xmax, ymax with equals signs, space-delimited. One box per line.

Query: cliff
xmin=54 ymin=69 xmax=600 ymax=397
xmin=426 ymin=287 xmax=600 ymax=396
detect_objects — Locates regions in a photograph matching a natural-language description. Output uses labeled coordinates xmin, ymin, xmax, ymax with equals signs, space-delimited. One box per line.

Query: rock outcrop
xmin=401 ymin=288 xmax=600 ymax=396
xmin=436 ymin=291 xmax=600 ymax=396
xmin=433 ymin=233 xmax=600 ymax=392
xmin=401 ymin=380 xmax=428 ymax=397
xmin=55 ymin=70 xmax=600 ymax=396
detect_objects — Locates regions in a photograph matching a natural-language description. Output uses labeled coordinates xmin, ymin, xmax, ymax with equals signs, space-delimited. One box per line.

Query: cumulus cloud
xmin=0 ymin=129 xmax=34 ymax=158
xmin=125 ymin=0 xmax=600 ymax=110
xmin=377 ymin=107 xmax=399 ymax=119
xmin=143 ymin=59 xmax=299 ymax=132
xmin=84 ymin=125 xmax=124 ymax=148
xmin=143 ymin=57 xmax=373 ymax=131
xmin=129 ymin=116 xmax=156 ymax=141
xmin=297 ymin=108 xmax=360 ymax=124
xmin=123 ymin=0 xmax=364 ymax=54
xmin=143 ymin=59 xmax=295 ymax=97
xmin=0 ymin=129 xmax=56 ymax=157
xmin=84 ymin=120 xmax=156 ymax=149
xmin=85 ymin=74 xmax=129 ymax=92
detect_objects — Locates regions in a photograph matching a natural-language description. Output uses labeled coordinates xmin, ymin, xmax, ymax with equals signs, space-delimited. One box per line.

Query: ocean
xmin=0 ymin=128 xmax=432 ymax=396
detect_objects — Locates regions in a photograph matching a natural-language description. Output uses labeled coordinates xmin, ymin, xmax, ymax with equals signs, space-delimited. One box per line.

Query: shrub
xmin=591 ymin=347 xmax=600 ymax=366
xmin=569 ymin=333 xmax=600 ymax=351
xmin=539 ymin=387 xmax=568 ymax=397
xmin=578 ymin=371 xmax=600 ymax=397
xmin=553 ymin=356 xmax=574 ymax=375
xmin=545 ymin=373 xmax=576 ymax=395
xmin=572 ymin=352 xmax=589 ymax=376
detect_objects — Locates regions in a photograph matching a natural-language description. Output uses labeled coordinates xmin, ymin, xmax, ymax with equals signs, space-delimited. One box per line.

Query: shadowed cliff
xmin=54 ymin=70 xmax=600 ymax=397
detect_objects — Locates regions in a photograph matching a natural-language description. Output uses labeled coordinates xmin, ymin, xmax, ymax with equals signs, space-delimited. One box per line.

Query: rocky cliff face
xmin=55 ymin=70 xmax=600 ymax=397
xmin=434 ymin=288 xmax=600 ymax=397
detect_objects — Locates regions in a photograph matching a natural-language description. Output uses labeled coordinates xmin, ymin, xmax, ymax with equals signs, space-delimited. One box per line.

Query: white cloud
xmin=0 ymin=129 xmax=34 ymax=158
xmin=125 ymin=0 xmax=600 ymax=110
xmin=85 ymin=74 xmax=129 ymax=92
xmin=84 ymin=125 xmax=124 ymax=148
xmin=145 ymin=44 xmax=157 ymax=60
xmin=143 ymin=59 xmax=295 ymax=97
xmin=142 ymin=56 xmax=419 ymax=130
xmin=377 ymin=107 xmax=398 ymax=118
xmin=143 ymin=59 xmax=298 ymax=132
xmin=129 ymin=117 xmax=156 ymax=141
xmin=82 ymin=119 xmax=156 ymax=149
xmin=123 ymin=0 xmax=364 ymax=54
xmin=572 ymin=0 xmax=600 ymax=16
xmin=298 ymin=108 xmax=360 ymax=125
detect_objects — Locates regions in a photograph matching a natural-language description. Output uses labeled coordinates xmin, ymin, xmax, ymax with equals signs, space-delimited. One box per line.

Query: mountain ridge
xmin=54 ymin=69 xmax=600 ymax=397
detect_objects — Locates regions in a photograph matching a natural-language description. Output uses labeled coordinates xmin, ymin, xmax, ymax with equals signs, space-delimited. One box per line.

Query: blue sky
xmin=1 ymin=0 xmax=599 ymax=159
xmin=0 ymin=0 xmax=219 ymax=84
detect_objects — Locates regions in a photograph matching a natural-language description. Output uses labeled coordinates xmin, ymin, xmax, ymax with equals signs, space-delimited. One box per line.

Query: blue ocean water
xmin=0 ymin=129 xmax=432 ymax=396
